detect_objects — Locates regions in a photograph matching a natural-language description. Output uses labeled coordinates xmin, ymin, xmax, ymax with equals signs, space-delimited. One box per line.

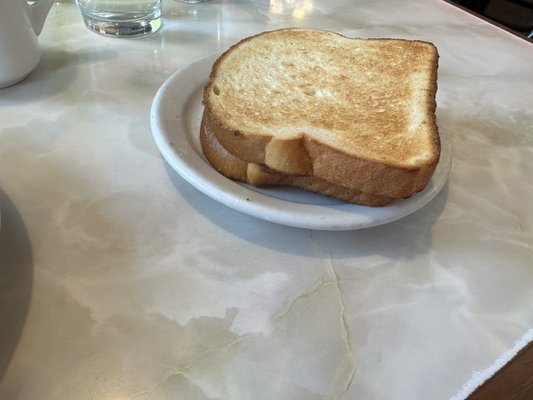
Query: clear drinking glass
xmin=76 ymin=0 xmax=162 ymax=38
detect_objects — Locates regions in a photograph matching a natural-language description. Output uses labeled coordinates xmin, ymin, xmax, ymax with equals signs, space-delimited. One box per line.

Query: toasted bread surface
xmin=200 ymin=113 xmax=393 ymax=206
xmin=203 ymin=28 xmax=440 ymax=198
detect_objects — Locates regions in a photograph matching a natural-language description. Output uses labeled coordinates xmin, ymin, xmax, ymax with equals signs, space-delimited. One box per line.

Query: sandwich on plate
xmin=201 ymin=28 xmax=440 ymax=206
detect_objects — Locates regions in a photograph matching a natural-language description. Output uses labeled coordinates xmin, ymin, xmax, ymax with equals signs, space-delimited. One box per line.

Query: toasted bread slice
xmin=203 ymin=28 xmax=440 ymax=198
xmin=200 ymin=113 xmax=393 ymax=206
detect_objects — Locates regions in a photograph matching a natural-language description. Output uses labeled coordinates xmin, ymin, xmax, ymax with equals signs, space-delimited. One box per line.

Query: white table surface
xmin=1 ymin=0 xmax=533 ymax=399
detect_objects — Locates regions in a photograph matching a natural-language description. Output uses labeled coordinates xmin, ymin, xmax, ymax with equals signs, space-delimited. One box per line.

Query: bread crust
xmin=200 ymin=113 xmax=393 ymax=206
xmin=203 ymin=28 xmax=440 ymax=199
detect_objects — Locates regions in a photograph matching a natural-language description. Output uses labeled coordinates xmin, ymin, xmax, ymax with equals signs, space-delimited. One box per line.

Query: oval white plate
xmin=150 ymin=54 xmax=451 ymax=230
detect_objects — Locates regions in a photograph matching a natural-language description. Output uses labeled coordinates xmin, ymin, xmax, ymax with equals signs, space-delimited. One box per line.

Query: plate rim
xmin=150 ymin=54 xmax=452 ymax=230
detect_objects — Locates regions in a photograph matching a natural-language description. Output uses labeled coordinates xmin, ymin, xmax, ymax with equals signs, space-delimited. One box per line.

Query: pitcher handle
xmin=28 ymin=0 xmax=55 ymax=36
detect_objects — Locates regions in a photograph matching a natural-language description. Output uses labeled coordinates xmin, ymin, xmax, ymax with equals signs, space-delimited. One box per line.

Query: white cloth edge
xmin=451 ymin=328 xmax=533 ymax=400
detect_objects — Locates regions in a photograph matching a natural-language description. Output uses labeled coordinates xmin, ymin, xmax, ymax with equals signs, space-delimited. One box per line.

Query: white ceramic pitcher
xmin=0 ymin=0 xmax=55 ymax=89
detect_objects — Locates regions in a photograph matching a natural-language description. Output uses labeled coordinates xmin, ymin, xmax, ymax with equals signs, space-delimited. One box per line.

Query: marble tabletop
xmin=1 ymin=0 xmax=533 ymax=399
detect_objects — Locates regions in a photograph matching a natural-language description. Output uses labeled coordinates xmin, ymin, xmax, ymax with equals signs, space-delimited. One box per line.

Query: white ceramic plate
xmin=150 ymin=54 xmax=451 ymax=230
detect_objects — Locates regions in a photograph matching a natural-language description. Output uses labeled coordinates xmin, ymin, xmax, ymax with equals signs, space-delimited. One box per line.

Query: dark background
xmin=450 ymin=0 xmax=533 ymax=39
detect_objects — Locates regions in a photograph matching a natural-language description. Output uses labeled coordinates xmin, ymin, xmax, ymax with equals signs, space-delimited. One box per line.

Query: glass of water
xmin=76 ymin=0 xmax=162 ymax=38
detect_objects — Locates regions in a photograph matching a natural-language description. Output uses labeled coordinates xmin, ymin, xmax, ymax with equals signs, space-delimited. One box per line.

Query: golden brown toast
xmin=203 ymin=28 xmax=440 ymax=198
xmin=200 ymin=113 xmax=393 ymax=206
